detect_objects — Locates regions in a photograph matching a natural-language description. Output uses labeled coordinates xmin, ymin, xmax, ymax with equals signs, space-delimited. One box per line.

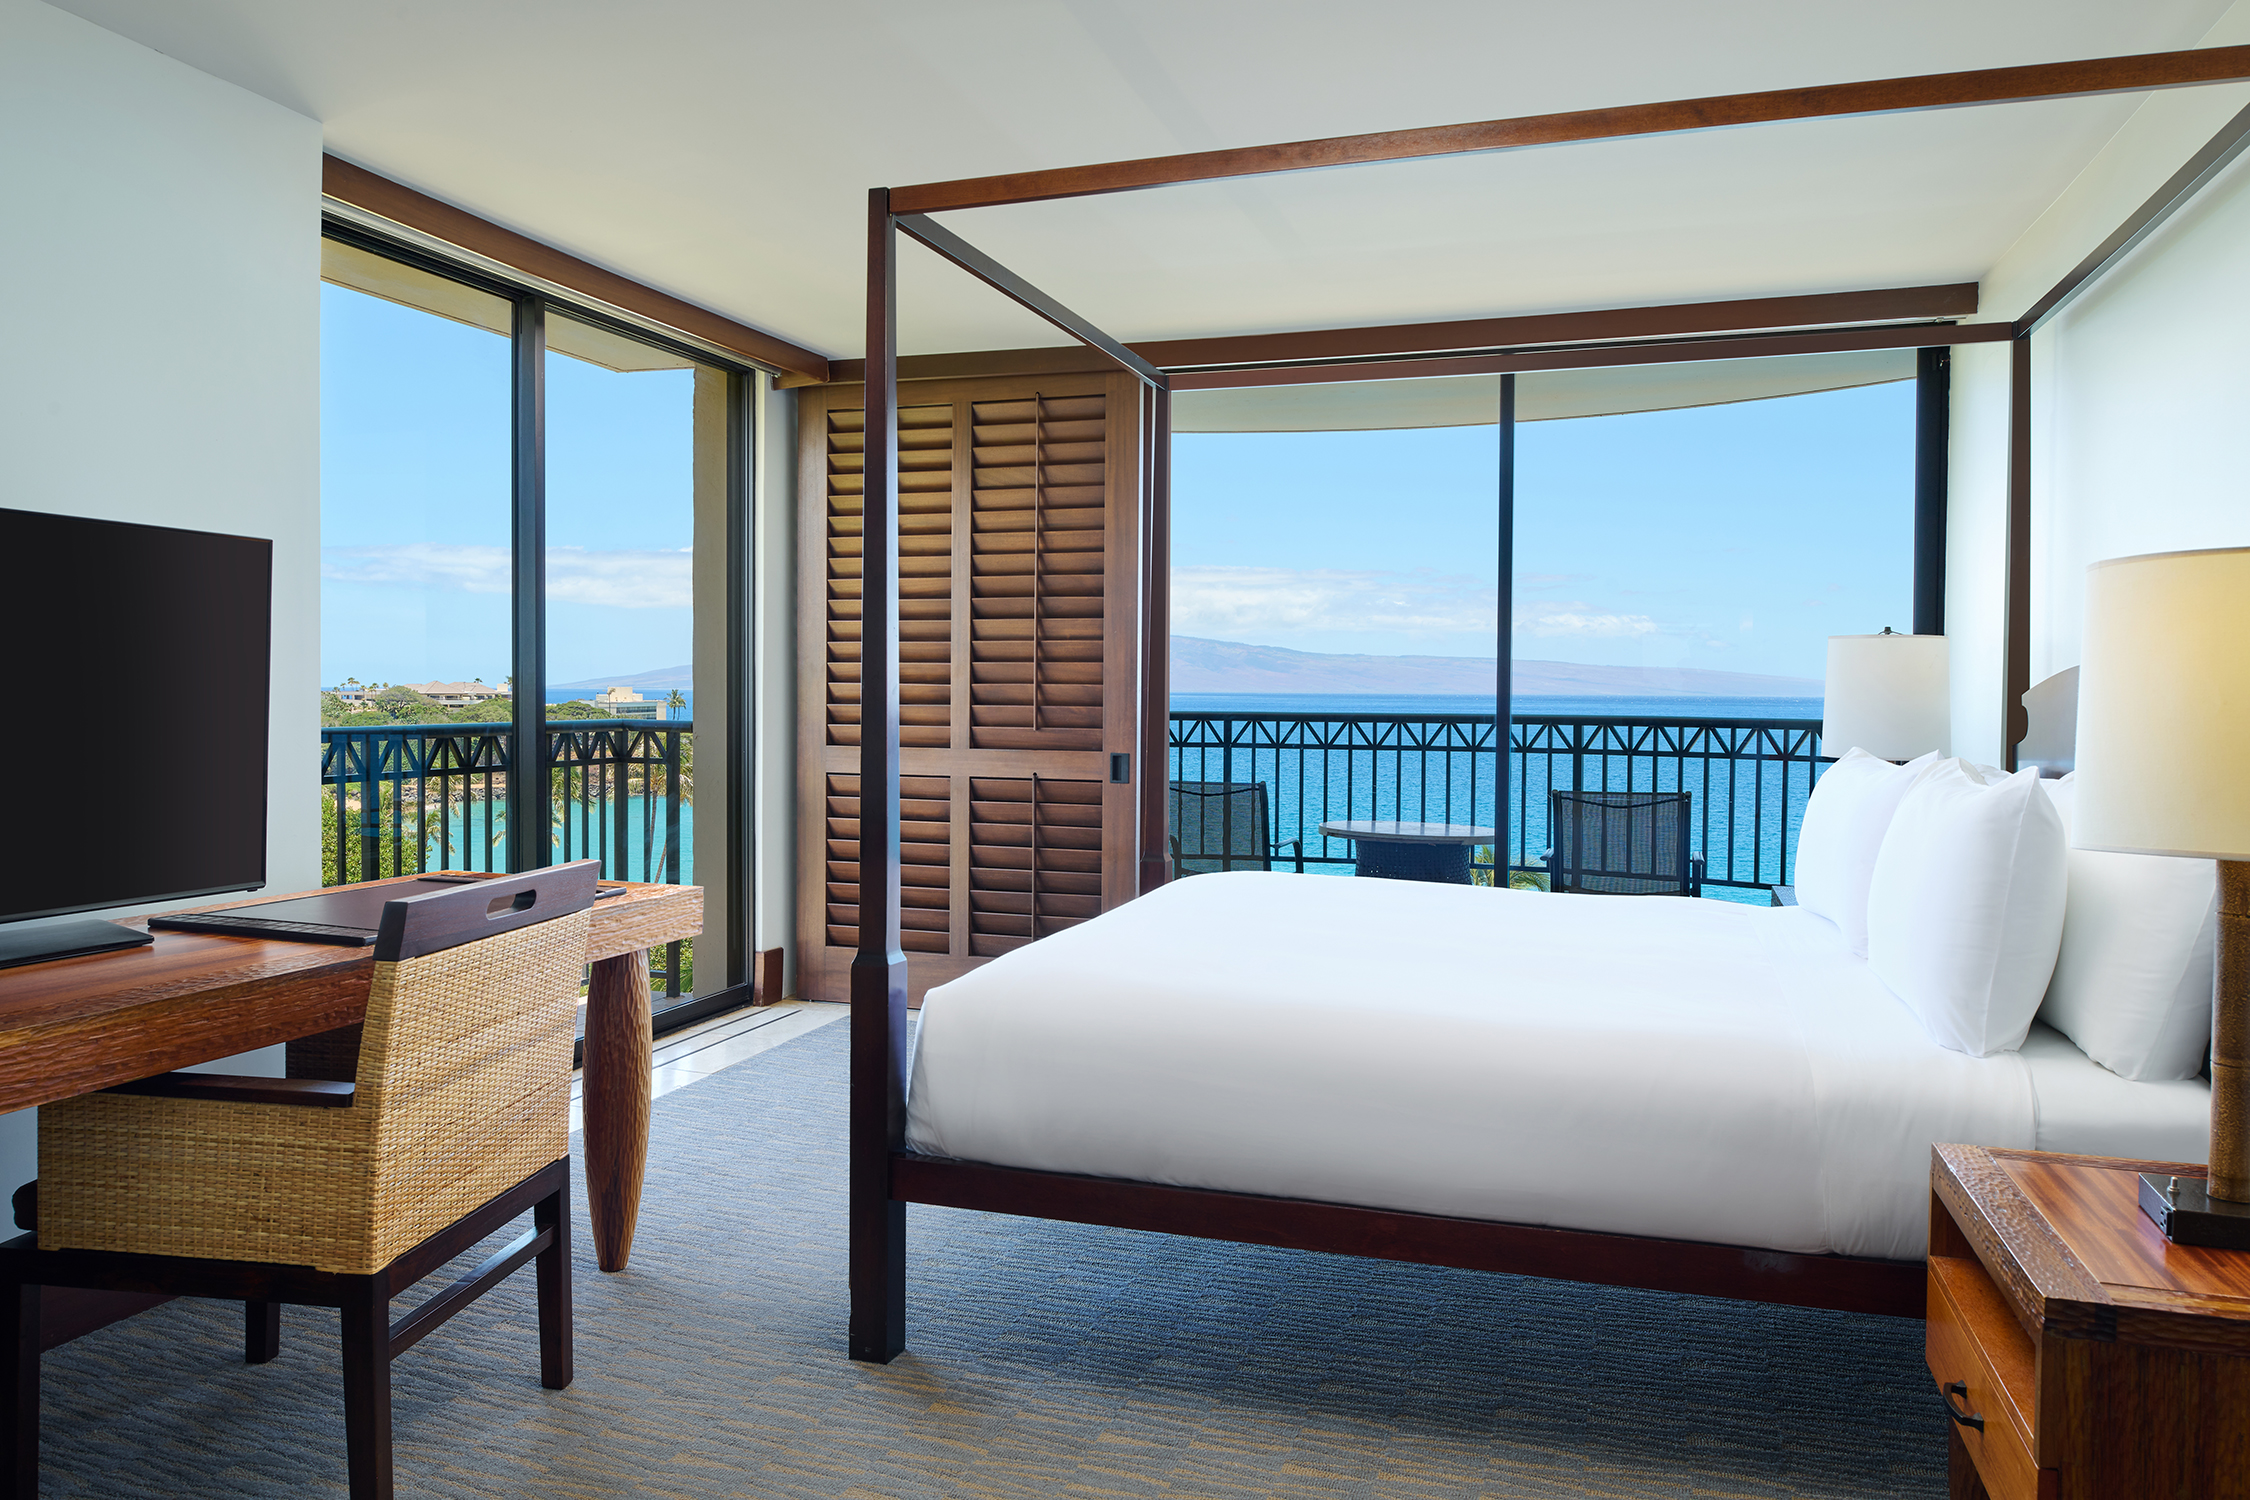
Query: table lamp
xmin=1821 ymin=629 xmax=1951 ymax=759
xmin=2071 ymin=547 xmax=2250 ymax=1247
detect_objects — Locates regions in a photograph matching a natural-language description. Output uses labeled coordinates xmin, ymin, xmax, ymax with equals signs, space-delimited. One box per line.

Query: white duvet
xmin=905 ymin=873 xmax=2207 ymax=1261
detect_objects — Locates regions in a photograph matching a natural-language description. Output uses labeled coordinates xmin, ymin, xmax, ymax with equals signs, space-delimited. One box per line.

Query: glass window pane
xmin=1514 ymin=370 xmax=1915 ymax=902
xmin=1169 ymin=410 xmax=1503 ymax=882
xmin=543 ymin=311 xmax=723 ymax=1002
xmin=319 ymin=242 xmax=514 ymax=883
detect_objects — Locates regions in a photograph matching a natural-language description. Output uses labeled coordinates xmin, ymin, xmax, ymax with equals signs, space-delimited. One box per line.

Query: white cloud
xmin=323 ymin=544 xmax=692 ymax=608
xmin=1172 ymin=566 xmax=1497 ymax=637
xmin=546 ymin=547 xmax=693 ymax=608
xmin=1514 ymin=601 xmax=1660 ymax=639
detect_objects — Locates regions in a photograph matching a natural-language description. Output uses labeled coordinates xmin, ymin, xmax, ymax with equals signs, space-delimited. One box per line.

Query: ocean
xmin=1166 ymin=691 xmax=1827 ymax=904
xmin=1172 ymin=691 xmax=1823 ymax=721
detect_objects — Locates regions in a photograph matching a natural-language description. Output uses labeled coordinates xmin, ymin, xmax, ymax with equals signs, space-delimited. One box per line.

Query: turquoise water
xmin=403 ymin=796 xmax=694 ymax=885
xmin=1168 ymin=692 xmax=1827 ymax=902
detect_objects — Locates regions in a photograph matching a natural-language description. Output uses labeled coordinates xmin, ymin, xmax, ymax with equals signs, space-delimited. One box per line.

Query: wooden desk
xmin=1929 ymin=1144 xmax=2250 ymax=1500
xmin=0 ymin=875 xmax=700 ymax=1274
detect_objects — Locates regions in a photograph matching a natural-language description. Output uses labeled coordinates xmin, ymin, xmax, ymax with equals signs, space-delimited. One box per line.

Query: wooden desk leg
xmin=583 ymin=949 xmax=653 ymax=1273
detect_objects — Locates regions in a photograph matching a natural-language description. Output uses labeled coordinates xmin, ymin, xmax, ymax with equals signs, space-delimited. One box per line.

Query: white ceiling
xmin=51 ymin=0 xmax=2239 ymax=361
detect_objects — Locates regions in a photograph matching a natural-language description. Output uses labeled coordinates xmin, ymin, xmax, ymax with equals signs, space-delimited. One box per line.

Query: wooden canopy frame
xmin=850 ymin=46 xmax=2250 ymax=1363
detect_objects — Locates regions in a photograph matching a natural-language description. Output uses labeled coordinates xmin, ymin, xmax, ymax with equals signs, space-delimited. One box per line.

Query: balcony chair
xmin=0 ymin=861 xmax=599 ymax=1500
xmin=1168 ymin=780 xmax=1304 ymax=875
xmin=1546 ymin=790 xmax=1705 ymax=897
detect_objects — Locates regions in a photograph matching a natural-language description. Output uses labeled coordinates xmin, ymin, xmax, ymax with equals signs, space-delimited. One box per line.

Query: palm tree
xmin=664 ymin=688 xmax=687 ymax=720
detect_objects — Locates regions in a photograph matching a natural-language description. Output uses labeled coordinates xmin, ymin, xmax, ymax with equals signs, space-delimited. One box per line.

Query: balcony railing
xmin=1168 ymin=710 xmax=1831 ymax=896
xmin=318 ymin=718 xmax=692 ymax=994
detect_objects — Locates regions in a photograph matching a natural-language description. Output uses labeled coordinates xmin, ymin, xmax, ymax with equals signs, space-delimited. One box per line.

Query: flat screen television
xmin=0 ymin=508 xmax=271 ymax=967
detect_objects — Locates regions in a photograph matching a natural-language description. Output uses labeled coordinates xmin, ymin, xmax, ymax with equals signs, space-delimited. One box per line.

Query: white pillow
xmin=2038 ymin=776 xmax=2216 ymax=1081
xmin=1794 ymin=748 xmax=1942 ymax=957
xmin=1866 ymin=762 xmax=2067 ymax=1057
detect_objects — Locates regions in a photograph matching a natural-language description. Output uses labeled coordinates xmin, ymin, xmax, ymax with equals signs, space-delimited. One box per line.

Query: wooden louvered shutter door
xmin=797 ymin=372 xmax=1144 ymax=1002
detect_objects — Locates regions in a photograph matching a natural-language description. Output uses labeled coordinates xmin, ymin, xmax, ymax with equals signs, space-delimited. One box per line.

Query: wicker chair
xmin=1167 ymin=781 xmax=1304 ymax=875
xmin=0 ymin=862 xmax=598 ymax=1500
xmin=1546 ymin=790 xmax=1705 ymax=897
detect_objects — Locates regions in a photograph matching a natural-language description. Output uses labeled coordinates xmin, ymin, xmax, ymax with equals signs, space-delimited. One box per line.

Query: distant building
xmin=593 ymin=686 xmax=660 ymax=719
xmin=412 ymin=680 xmax=509 ymax=708
xmin=328 ymin=680 xmax=508 ymax=710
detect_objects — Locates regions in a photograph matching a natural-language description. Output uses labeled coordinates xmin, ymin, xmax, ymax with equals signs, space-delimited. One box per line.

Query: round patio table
xmin=1318 ymin=819 xmax=1496 ymax=885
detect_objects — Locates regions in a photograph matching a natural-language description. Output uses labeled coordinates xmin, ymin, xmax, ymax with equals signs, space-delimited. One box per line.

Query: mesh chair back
xmin=1168 ymin=781 xmax=1273 ymax=874
xmin=1548 ymin=790 xmax=1696 ymax=897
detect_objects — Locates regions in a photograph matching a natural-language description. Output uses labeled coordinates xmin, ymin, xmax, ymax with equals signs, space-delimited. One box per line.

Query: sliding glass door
xmin=319 ymin=226 xmax=755 ymax=1025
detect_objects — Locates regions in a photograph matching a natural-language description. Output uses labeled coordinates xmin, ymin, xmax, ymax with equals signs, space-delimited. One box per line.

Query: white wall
xmin=0 ymin=0 xmax=322 ymax=1189
xmin=1945 ymin=2 xmax=2250 ymax=766
xmin=2034 ymin=155 xmax=2250 ymax=677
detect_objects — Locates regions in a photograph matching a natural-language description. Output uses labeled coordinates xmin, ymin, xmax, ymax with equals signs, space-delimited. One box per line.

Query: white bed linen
xmin=2020 ymin=1022 xmax=2210 ymax=1162
xmin=906 ymin=873 xmax=2120 ymax=1261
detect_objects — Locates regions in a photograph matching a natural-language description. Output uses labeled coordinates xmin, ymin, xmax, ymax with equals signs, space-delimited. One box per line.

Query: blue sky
xmin=321 ymin=284 xmax=696 ymax=690
xmin=324 ymin=278 xmax=1912 ymax=690
xmin=1173 ymin=379 xmax=1917 ymax=682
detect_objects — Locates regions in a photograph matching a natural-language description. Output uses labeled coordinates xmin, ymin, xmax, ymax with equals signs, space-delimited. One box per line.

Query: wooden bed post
xmin=850 ymin=187 xmax=910 ymax=1364
xmin=1496 ymin=374 xmax=1514 ymax=883
xmin=2003 ymin=334 xmax=2031 ymax=772
xmin=1912 ymin=347 xmax=1950 ymax=637
xmin=1138 ymin=383 xmax=1173 ymax=895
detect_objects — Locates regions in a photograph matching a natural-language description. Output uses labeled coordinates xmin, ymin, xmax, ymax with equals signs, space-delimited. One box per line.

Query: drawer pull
xmin=1940 ymin=1380 xmax=1985 ymax=1433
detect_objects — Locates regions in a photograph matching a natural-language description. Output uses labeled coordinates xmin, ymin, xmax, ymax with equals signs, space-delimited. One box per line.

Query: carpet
xmin=34 ymin=1019 xmax=1944 ymax=1497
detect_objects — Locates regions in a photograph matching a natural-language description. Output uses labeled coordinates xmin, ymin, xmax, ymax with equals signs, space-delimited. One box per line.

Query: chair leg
xmin=244 ymin=1300 xmax=281 ymax=1364
xmin=338 ymin=1275 xmax=392 ymax=1500
xmin=0 ymin=1282 xmax=36 ymax=1500
xmin=534 ymin=1181 xmax=572 ymax=1390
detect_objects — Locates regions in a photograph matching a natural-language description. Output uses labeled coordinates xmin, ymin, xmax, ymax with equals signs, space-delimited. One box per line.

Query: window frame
xmin=319 ymin=215 xmax=760 ymax=1035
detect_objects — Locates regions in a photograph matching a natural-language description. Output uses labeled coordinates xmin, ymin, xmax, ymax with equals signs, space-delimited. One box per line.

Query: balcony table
xmin=1318 ymin=819 xmax=1496 ymax=884
xmin=0 ymin=873 xmax=698 ymax=1347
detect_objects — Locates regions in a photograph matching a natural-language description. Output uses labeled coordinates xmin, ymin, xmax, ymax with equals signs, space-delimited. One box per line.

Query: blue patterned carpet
xmin=34 ymin=1019 xmax=1944 ymax=1497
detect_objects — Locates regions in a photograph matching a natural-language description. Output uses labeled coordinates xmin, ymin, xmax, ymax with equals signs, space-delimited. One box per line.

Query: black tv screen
xmin=0 ymin=508 xmax=271 ymax=923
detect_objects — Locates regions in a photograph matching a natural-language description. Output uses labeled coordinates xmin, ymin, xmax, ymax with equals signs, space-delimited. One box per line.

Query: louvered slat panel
xmin=826 ymin=773 xmax=952 ymax=954
xmin=968 ymin=777 xmax=1105 ymax=956
xmin=969 ymin=395 xmax=1106 ymax=749
xmin=828 ymin=405 xmax=954 ymax=748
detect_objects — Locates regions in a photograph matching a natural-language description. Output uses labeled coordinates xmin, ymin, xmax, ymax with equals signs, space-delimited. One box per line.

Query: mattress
xmin=904 ymin=872 xmax=2210 ymax=1261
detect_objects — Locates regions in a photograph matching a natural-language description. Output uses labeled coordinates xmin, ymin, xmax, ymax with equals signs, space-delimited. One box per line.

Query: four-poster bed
xmin=845 ymin=46 xmax=2250 ymax=1363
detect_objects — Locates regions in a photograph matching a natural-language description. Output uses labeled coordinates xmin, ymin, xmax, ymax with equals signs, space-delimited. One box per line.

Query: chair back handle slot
xmin=376 ymin=861 xmax=599 ymax=961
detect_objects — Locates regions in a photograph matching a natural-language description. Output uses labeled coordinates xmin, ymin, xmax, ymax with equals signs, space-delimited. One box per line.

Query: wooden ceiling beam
xmin=1138 ymin=283 xmax=1978 ymax=369
xmin=323 ymin=155 xmax=829 ymax=382
xmin=1167 ymin=321 xmax=2018 ymax=392
xmin=890 ymin=47 xmax=2250 ymax=215
xmin=788 ymin=283 xmax=1983 ymax=387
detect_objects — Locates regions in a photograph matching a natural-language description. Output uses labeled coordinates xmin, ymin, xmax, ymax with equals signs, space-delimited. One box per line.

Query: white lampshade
xmin=2074 ymin=547 xmax=2250 ymax=860
xmin=1822 ymin=632 xmax=1950 ymax=759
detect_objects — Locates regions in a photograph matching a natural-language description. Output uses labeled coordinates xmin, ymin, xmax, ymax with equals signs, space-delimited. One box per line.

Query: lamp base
xmin=2138 ymin=1173 xmax=2250 ymax=1249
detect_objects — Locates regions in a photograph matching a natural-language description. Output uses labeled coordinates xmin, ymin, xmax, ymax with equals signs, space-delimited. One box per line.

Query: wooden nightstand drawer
xmin=1926 ymin=1255 xmax=2055 ymax=1500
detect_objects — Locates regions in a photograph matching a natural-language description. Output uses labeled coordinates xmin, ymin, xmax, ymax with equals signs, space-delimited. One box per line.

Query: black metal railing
xmin=319 ymin=718 xmax=693 ymax=994
xmin=1168 ymin=711 xmax=1831 ymax=896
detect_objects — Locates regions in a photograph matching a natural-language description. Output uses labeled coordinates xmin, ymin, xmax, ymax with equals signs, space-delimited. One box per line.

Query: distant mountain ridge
xmin=550 ymin=664 xmax=693 ymax=692
xmin=557 ymin=644 xmax=1821 ymax=701
xmin=1171 ymin=636 xmax=1821 ymax=698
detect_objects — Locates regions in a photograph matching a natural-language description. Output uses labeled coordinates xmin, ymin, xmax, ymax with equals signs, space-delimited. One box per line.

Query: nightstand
xmin=1929 ymin=1144 xmax=2250 ymax=1500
